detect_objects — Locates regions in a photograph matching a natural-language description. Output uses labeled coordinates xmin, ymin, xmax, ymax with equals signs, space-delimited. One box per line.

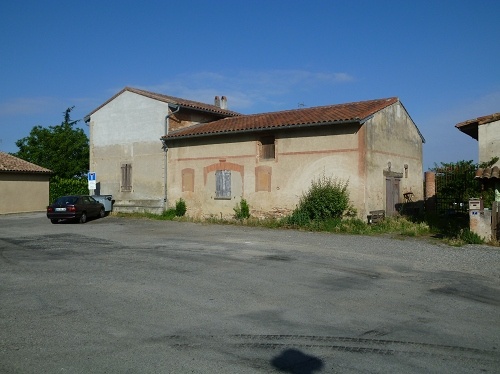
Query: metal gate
xmin=434 ymin=166 xmax=477 ymax=215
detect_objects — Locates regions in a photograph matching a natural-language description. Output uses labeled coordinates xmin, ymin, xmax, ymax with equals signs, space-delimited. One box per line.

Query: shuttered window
xmin=215 ymin=170 xmax=231 ymax=199
xmin=121 ymin=163 xmax=132 ymax=192
xmin=260 ymin=136 xmax=275 ymax=160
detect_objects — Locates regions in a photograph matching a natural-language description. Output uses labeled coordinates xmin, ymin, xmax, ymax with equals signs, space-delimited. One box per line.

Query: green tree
xmin=13 ymin=107 xmax=89 ymax=179
xmin=431 ymin=160 xmax=479 ymax=205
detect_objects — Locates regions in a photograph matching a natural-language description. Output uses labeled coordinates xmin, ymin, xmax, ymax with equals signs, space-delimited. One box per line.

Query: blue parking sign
xmin=88 ymin=172 xmax=97 ymax=190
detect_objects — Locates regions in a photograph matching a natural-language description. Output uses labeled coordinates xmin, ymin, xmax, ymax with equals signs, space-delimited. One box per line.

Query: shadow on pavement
xmin=271 ymin=348 xmax=324 ymax=373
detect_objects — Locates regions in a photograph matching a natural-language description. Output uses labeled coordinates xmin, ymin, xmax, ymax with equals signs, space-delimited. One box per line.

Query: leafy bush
xmin=234 ymin=198 xmax=250 ymax=219
xmin=295 ymin=175 xmax=352 ymax=221
xmin=49 ymin=176 xmax=88 ymax=204
xmin=175 ymin=198 xmax=187 ymax=217
xmin=459 ymin=229 xmax=484 ymax=244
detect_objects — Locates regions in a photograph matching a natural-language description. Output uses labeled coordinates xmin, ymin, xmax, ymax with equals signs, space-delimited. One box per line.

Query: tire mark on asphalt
xmin=148 ymin=334 xmax=499 ymax=364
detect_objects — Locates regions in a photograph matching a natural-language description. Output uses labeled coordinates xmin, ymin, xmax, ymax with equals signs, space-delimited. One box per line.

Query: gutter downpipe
xmin=162 ymin=104 xmax=180 ymax=211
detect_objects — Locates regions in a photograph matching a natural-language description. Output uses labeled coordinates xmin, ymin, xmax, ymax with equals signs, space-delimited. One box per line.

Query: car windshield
xmin=54 ymin=196 xmax=78 ymax=205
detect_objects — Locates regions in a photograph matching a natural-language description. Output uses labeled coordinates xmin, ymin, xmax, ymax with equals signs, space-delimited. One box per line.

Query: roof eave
xmin=456 ymin=122 xmax=479 ymax=140
xmin=162 ymin=118 xmax=363 ymax=141
xmin=0 ymin=170 xmax=52 ymax=174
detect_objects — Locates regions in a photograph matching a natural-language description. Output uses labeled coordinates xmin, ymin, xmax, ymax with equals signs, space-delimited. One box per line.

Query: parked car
xmin=47 ymin=195 xmax=105 ymax=224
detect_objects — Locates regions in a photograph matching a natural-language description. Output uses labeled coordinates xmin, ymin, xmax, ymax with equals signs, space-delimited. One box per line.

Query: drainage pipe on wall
xmin=162 ymin=103 xmax=180 ymax=211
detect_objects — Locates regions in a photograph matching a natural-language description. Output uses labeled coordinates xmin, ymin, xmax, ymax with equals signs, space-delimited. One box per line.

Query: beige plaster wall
xmin=478 ymin=120 xmax=500 ymax=166
xmin=364 ymin=102 xmax=424 ymax=214
xmin=167 ymin=102 xmax=424 ymax=220
xmin=0 ymin=173 xmax=50 ymax=214
xmin=167 ymin=124 xmax=364 ymax=219
xmin=89 ymin=91 xmax=170 ymax=213
xmin=89 ymin=91 xmax=234 ymax=213
xmin=469 ymin=209 xmax=493 ymax=241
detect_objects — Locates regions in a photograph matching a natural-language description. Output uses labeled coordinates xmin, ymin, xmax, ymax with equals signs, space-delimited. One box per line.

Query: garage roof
xmin=0 ymin=152 xmax=52 ymax=174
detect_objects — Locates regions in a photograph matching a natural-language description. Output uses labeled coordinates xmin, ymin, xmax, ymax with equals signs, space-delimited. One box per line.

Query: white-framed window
xmin=215 ymin=170 xmax=231 ymax=199
xmin=121 ymin=163 xmax=132 ymax=192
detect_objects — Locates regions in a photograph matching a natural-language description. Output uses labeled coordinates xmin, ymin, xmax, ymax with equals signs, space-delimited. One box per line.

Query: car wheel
xmin=50 ymin=219 xmax=58 ymax=224
xmin=99 ymin=208 xmax=105 ymax=218
xmin=79 ymin=212 xmax=87 ymax=224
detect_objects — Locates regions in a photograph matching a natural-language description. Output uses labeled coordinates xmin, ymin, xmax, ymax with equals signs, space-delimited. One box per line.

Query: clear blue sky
xmin=1 ymin=0 xmax=499 ymax=170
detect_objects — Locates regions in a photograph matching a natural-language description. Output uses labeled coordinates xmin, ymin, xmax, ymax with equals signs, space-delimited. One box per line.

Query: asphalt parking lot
xmin=1 ymin=212 xmax=499 ymax=373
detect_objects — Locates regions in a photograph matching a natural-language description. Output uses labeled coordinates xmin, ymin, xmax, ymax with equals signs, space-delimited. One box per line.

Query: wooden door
xmin=386 ymin=177 xmax=400 ymax=216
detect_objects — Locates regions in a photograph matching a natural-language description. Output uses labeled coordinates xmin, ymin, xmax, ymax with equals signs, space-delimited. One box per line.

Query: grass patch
xmin=111 ymin=210 xmax=498 ymax=247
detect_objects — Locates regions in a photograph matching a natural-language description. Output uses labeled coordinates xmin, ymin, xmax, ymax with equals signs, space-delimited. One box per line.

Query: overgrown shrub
xmin=175 ymin=198 xmax=187 ymax=217
xmin=49 ymin=176 xmax=88 ymax=203
xmin=234 ymin=198 xmax=250 ymax=219
xmin=295 ymin=175 xmax=352 ymax=221
xmin=459 ymin=229 xmax=484 ymax=244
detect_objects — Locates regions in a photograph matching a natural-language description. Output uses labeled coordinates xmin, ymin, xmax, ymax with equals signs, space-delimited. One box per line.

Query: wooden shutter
xmin=121 ymin=163 xmax=132 ymax=192
xmin=260 ymin=136 xmax=275 ymax=160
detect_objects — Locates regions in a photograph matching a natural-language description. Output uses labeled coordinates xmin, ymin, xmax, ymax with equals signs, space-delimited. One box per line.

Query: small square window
xmin=259 ymin=136 xmax=275 ymax=160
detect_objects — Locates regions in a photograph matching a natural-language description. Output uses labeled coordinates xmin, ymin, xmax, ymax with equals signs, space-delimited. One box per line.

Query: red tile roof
xmin=0 ymin=152 xmax=52 ymax=173
xmin=85 ymin=87 xmax=241 ymax=121
xmin=456 ymin=112 xmax=500 ymax=127
xmin=455 ymin=112 xmax=500 ymax=140
xmin=164 ymin=97 xmax=399 ymax=139
xmin=475 ymin=166 xmax=500 ymax=180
